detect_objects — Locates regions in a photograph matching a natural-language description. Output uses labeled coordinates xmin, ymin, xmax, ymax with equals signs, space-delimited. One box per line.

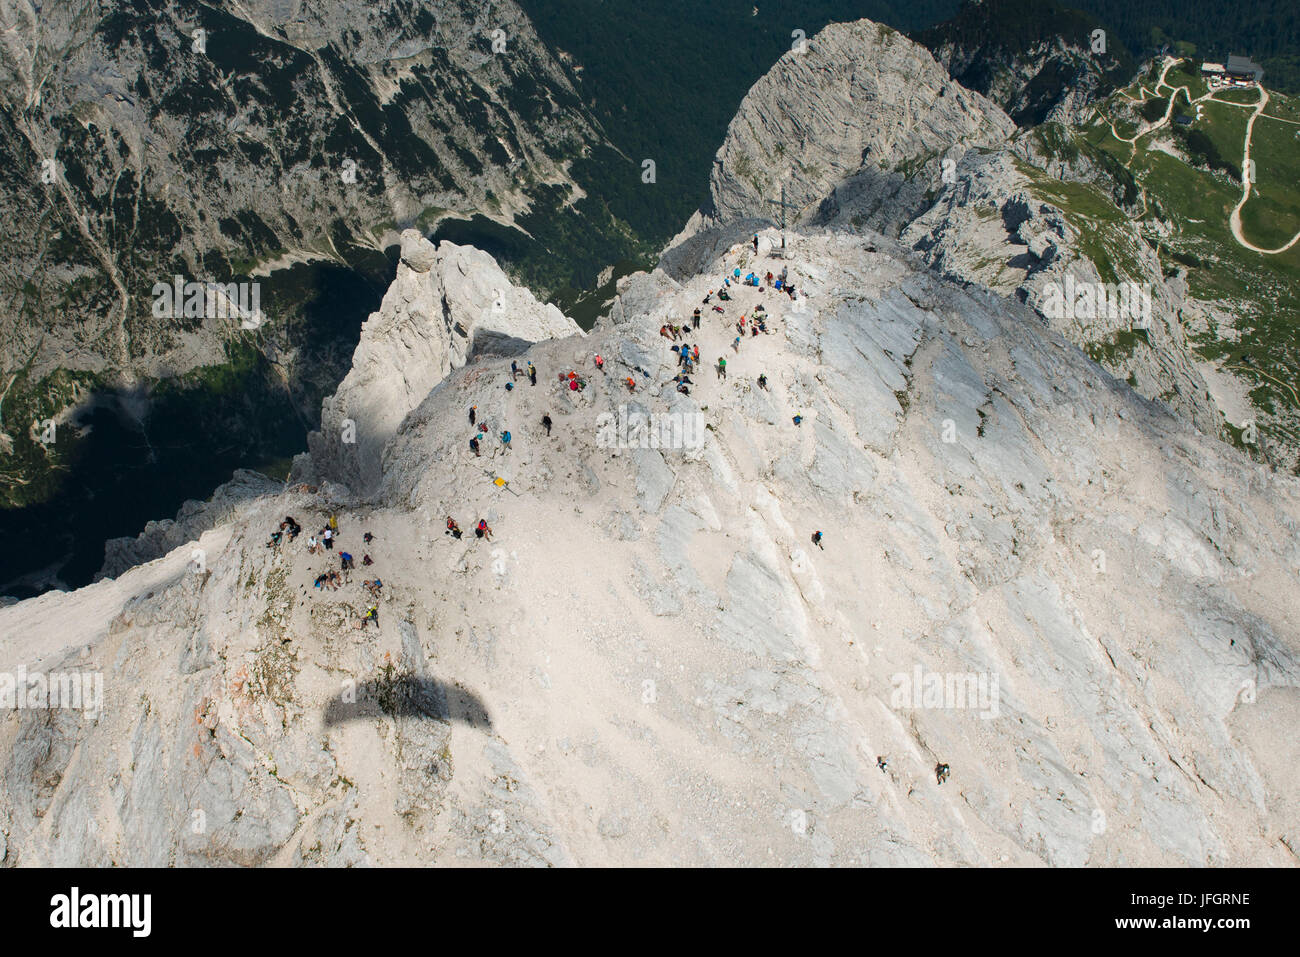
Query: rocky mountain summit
xmin=302 ymin=231 xmax=580 ymax=496
xmin=688 ymin=19 xmax=1016 ymax=239
xmin=680 ymin=18 xmax=1231 ymax=458
xmin=1 ymin=220 xmax=1296 ymax=866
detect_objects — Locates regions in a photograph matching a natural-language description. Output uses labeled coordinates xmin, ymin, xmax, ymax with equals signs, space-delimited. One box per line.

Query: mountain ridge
xmin=1 ymin=10 xmax=1297 ymax=870
xmin=1 ymin=214 xmax=1296 ymax=864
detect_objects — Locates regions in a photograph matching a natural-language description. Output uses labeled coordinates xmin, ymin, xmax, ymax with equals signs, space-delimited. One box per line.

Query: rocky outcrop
xmin=1 ymin=226 xmax=1297 ymax=866
xmin=96 ymin=469 xmax=284 ymax=580
xmin=685 ymin=16 xmax=1220 ymax=447
xmin=898 ymin=150 xmax=1221 ymax=434
xmin=696 ymin=20 xmax=1016 ymax=236
xmin=301 ymin=231 xmax=580 ymax=495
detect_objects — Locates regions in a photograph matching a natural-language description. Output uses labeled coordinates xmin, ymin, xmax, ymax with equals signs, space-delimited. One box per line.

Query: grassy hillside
xmin=1072 ymin=62 xmax=1300 ymax=458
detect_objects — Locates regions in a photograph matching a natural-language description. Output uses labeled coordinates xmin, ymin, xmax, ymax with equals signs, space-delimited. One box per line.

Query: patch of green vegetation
xmin=1015 ymin=157 xmax=1147 ymax=284
xmin=1140 ymin=95 xmax=1170 ymax=123
xmin=1173 ymin=126 xmax=1241 ymax=181
xmin=1214 ymin=88 xmax=1261 ymax=106
xmin=1193 ymin=100 xmax=1249 ymax=173
xmin=1238 ymin=114 xmax=1300 ymax=249
xmin=1032 ymin=123 xmax=1081 ymax=164
xmin=895 ymin=150 xmax=941 ymax=181
xmin=1111 ymin=116 xmax=1139 ymax=140
xmin=0 ymin=367 xmax=102 ymax=509
xmin=732 ymin=152 xmax=764 ymax=195
xmin=1018 ymin=161 xmax=1127 ymax=223
xmin=1164 ymin=64 xmax=1210 ymax=100
xmin=1086 ymin=79 xmax=1300 ymax=463
xmin=1086 ymin=327 xmax=1151 ymax=365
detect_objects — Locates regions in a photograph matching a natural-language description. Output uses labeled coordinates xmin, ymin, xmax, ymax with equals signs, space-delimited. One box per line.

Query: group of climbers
xmin=669 ymin=340 xmax=699 ymax=375
xmin=430 ymin=241 xmax=825 ymax=626
xmin=559 ymin=369 xmax=588 ymax=392
xmin=468 ymin=410 xmax=513 ymax=456
xmin=266 ymin=515 xmax=302 ymax=548
xmin=708 ymin=243 xmax=822 ymax=548
xmin=467 ymin=355 xmax=556 ymax=457
xmin=281 ymin=510 xmax=384 ymax=630
xmin=446 ymin=515 xmax=492 ymax=540
xmin=313 ymin=570 xmax=342 ymax=590
xmin=509 ymin=360 xmax=539 ymax=386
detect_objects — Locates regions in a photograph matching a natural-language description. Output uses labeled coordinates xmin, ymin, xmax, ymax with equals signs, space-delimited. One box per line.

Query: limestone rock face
xmin=682 ymin=16 xmax=1222 ymax=453
xmin=303 ymin=231 xmax=580 ymax=495
xmin=699 ymin=20 xmax=1016 ymax=234
xmin=898 ymin=151 xmax=1221 ymax=436
xmin=2 ymin=15 xmax=1297 ymax=868
xmin=1 ymin=227 xmax=1297 ymax=867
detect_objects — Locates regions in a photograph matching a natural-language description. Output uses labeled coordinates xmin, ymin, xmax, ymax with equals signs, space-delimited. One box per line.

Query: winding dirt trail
xmin=1107 ymin=58 xmax=1300 ymax=255
xmin=1229 ymin=85 xmax=1300 ymax=254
